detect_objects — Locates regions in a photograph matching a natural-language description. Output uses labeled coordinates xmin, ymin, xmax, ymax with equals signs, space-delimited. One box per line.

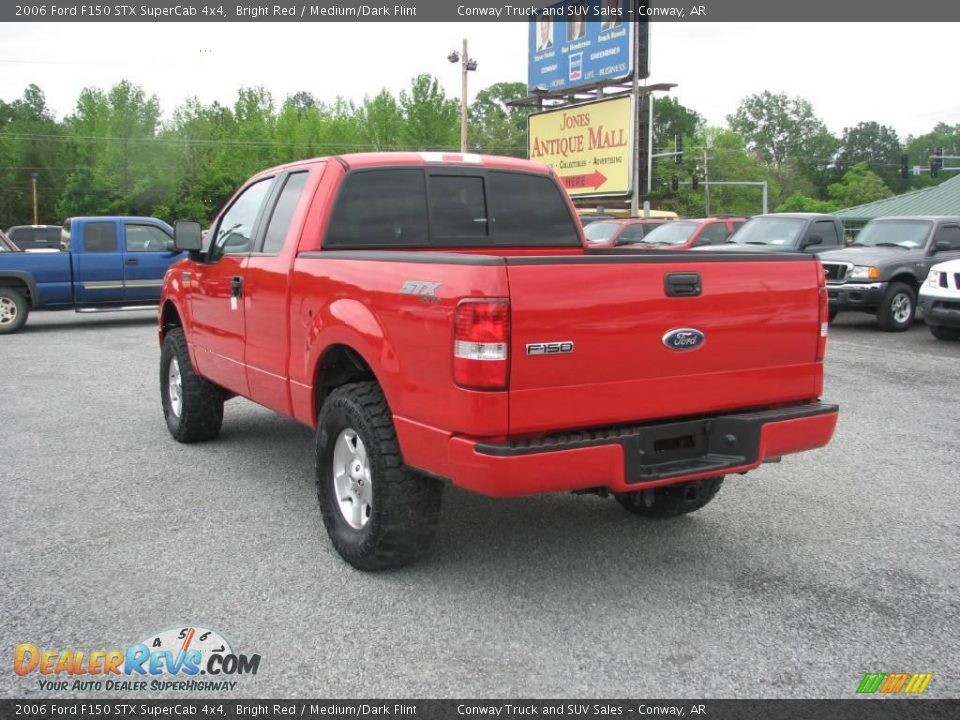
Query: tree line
xmin=2 ymin=78 xmax=959 ymax=226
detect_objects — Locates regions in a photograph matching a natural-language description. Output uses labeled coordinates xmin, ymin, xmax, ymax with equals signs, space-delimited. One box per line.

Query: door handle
xmin=124 ymin=258 xmax=139 ymax=266
xmin=231 ymin=276 xmax=243 ymax=298
xmin=664 ymin=272 xmax=702 ymax=297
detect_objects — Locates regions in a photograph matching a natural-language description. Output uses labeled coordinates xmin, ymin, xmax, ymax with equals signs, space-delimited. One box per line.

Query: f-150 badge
xmin=662 ymin=328 xmax=705 ymax=351
xmin=526 ymin=341 xmax=574 ymax=355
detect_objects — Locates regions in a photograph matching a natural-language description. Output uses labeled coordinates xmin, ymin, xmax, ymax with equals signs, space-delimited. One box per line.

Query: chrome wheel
xmin=891 ymin=293 xmax=912 ymax=324
xmin=0 ymin=297 xmax=17 ymax=326
xmin=167 ymin=358 xmax=183 ymax=418
xmin=332 ymin=429 xmax=372 ymax=530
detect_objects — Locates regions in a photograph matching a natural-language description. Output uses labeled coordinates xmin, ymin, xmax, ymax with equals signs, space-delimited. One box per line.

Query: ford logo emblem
xmin=662 ymin=328 xmax=706 ymax=351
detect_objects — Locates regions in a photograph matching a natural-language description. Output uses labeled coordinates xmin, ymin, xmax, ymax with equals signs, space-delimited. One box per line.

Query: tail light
xmin=453 ymin=298 xmax=510 ymax=390
xmin=817 ymin=285 xmax=829 ymax=362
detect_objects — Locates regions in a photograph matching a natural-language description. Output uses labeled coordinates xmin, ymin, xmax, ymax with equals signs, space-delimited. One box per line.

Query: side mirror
xmin=174 ymin=221 xmax=202 ymax=252
xmin=934 ymin=240 xmax=951 ymax=252
xmin=802 ymin=234 xmax=823 ymax=249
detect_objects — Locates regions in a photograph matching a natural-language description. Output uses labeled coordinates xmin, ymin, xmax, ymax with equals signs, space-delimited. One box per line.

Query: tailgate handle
xmin=664 ymin=272 xmax=701 ymax=297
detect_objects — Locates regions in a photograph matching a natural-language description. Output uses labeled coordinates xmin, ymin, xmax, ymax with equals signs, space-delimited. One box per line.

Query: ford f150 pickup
xmin=158 ymin=152 xmax=838 ymax=570
xmin=0 ymin=216 xmax=182 ymax=334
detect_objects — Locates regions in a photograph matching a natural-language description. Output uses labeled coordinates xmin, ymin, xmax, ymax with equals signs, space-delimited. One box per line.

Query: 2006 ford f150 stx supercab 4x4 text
xmin=158 ymin=152 xmax=839 ymax=569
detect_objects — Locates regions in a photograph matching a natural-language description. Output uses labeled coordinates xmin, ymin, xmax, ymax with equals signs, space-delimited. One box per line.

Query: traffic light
xmin=675 ymin=135 xmax=683 ymax=164
xmin=901 ymin=155 xmax=909 ymax=179
xmin=692 ymin=176 xmax=699 ymax=191
xmin=931 ymin=147 xmax=943 ymax=178
xmin=671 ymin=176 xmax=679 ymax=192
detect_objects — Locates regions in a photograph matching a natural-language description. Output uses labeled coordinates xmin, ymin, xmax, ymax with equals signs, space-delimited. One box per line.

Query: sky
xmin=1 ymin=22 xmax=958 ymax=140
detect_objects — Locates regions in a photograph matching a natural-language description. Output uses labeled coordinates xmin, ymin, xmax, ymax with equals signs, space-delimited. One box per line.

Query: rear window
xmin=324 ymin=168 xmax=579 ymax=249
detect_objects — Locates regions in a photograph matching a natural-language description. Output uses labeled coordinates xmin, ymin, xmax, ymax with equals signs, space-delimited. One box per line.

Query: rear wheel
xmin=316 ymin=382 xmax=443 ymax=570
xmin=160 ymin=328 xmax=225 ymax=442
xmin=614 ymin=477 xmax=724 ymax=518
xmin=876 ymin=282 xmax=916 ymax=332
xmin=929 ymin=324 xmax=960 ymax=341
xmin=0 ymin=287 xmax=29 ymax=334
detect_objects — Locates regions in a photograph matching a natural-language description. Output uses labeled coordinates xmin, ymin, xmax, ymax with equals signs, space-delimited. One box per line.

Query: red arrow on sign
xmin=560 ymin=170 xmax=607 ymax=190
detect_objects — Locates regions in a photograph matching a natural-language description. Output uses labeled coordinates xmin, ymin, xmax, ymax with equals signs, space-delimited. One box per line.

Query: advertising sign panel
xmin=528 ymin=95 xmax=634 ymax=197
xmin=528 ymin=0 xmax=634 ymax=94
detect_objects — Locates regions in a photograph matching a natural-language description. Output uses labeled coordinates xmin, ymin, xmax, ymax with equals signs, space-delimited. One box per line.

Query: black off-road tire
xmin=160 ymin=328 xmax=225 ymax=442
xmin=876 ymin=282 xmax=916 ymax=332
xmin=316 ymin=381 xmax=443 ymax=571
xmin=929 ymin=324 xmax=960 ymax=341
xmin=614 ymin=476 xmax=724 ymax=518
xmin=0 ymin=287 xmax=29 ymax=334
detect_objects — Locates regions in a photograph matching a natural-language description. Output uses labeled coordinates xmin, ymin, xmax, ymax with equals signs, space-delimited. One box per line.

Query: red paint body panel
xmin=160 ymin=152 xmax=838 ymax=499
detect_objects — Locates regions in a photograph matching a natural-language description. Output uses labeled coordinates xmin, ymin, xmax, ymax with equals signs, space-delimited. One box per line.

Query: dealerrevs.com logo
xmin=14 ymin=625 xmax=260 ymax=692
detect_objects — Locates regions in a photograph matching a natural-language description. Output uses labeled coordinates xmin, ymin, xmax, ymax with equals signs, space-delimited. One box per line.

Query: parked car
xmin=918 ymin=258 xmax=960 ymax=340
xmin=697 ymin=213 xmax=845 ymax=254
xmin=158 ymin=152 xmax=838 ymax=570
xmin=820 ymin=216 xmax=960 ymax=331
xmin=630 ymin=217 xmax=747 ymax=250
xmin=6 ymin=224 xmax=63 ymax=251
xmin=0 ymin=231 xmax=19 ymax=253
xmin=0 ymin=216 xmax=182 ymax=334
xmin=583 ymin=218 xmax=672 ymax=247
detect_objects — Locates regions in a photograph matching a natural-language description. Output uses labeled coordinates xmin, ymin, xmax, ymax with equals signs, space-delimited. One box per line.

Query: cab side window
xmin=210 ymin=178 xmax=274 ymax=259
xmin=933 ymin=224 xmax=960 ymax=250
xmin=696 ymin=223 xmax=730 ymax=245
xmin=125 ymin=225 xmax=174 ymax=252
xmin=261 ymin=172 xmax=309 ymax=255
xmin=810 ymin=221 xmax=841 ymax=247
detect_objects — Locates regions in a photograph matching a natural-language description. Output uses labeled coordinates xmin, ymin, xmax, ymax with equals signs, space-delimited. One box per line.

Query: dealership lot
xmin=2 ymin=310 xmax=958 ymax=698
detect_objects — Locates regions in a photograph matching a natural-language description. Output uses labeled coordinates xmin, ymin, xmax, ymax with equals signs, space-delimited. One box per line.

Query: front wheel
xmin=160 ymin=328 xmax=225 ymax=442
xmin=0 ymin=287 xmax=29 ymax=334
xmin=614 ymin=477 xmax=724 ymax=518
xmin=929 ymin=324 xmax=960 ymax=341
xmin=316 ymin=382 xmax=443 ymax=570
xmin=877 ymin=282 xmax=916 ymax=332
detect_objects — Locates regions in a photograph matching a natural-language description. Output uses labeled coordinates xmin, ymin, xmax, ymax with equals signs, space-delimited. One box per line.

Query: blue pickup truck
xmin=0 ymin=216 xmax=183 ymax=334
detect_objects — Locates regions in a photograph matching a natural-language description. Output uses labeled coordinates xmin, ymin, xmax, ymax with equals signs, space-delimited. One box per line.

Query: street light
xmin=448 ymin=39 xmax=478 ymax=153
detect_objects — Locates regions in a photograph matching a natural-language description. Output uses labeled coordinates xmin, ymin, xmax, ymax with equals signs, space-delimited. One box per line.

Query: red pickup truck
xmin=158 ymin=152 xmax=838 ymax=570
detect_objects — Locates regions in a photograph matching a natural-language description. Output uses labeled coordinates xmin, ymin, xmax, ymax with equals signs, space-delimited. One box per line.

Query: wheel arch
xmin=0 ymin=271 xmax=39 ymax=308
xmin=313 ymin=344 xmax=380 ymax=421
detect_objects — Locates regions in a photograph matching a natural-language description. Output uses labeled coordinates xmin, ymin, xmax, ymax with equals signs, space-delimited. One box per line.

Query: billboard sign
xmin=528 ymin=0 xmax=634 ymax=94
xmin=528 ymin=95 xmax=634 ymax=197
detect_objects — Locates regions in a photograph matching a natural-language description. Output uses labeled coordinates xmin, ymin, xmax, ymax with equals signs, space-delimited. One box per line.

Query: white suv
xmin=919 ymin=258 xmax=960 ymax=340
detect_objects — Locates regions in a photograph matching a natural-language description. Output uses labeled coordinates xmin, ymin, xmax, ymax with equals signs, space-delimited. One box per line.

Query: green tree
xmin=727 ymin=91 xmax=837 ymax=197
xmin=468 ymin=81 xmax=530 ymax=156
xmin=357 ymin=90 xmax=405 ymax=150
xmin=836 ymin=121 xmax=903 ymax=190
xmin=57 ymin=80 xmax=165 ymax=218
xmin=653 ymin=95 xmax=703 ymax=156
xmin=0 ymin=84 xmax=65 ymax=224
xmin=399 ymin=74 xmax=459 ymax=150
xmin=774 ymin=192 xmax=839 ymax=213
xmin=827 ymin=161 xmax=893 ymax=209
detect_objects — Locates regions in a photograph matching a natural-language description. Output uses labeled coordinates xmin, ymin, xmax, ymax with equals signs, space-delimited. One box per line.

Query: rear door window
xmin=82 ymin=222 xmax=118 ymax=253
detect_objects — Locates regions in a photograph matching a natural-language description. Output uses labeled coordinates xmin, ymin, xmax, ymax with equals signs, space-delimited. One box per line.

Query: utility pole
xmin=448 ymin=39 xmax=477 ymax=153
xmin=702 ymin=147 xmax=710 ymax=216
xmin=460 ymin=38 xmax=468 ymax=153
xmin=31 ymin=173 xmax=38 ymax=225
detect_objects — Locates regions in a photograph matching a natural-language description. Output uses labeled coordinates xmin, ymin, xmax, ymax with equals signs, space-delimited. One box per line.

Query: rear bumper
xmin=401 ymin=403 xmax=838 ymax=498
xmin=827 ymin=281 xmax=885 ymax=310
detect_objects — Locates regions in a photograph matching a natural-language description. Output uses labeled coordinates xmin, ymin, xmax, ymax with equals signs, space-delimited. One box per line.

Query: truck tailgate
xmin=506 ymin=254 xmax=823 ymax=435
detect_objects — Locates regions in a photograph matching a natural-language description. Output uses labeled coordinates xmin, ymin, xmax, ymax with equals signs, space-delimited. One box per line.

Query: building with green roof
xmin=835 ymin=174 xmax=960 ymax=234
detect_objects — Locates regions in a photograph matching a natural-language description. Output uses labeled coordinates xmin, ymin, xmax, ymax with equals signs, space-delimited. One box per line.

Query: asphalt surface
xmin=2 ymin=309 xmax=959 ymax=699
